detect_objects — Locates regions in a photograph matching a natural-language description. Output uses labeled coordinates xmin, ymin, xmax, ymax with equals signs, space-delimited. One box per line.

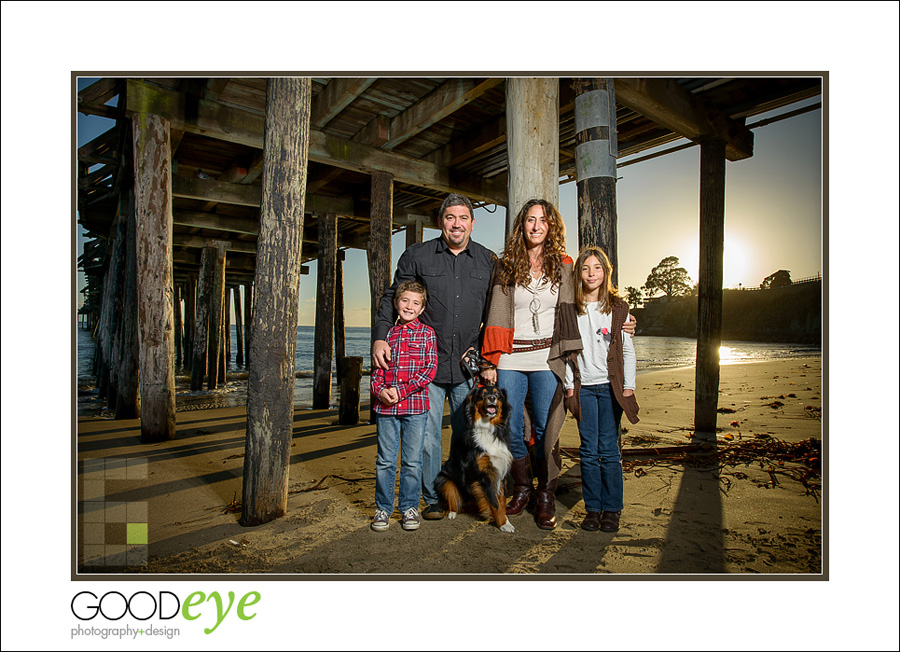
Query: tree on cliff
xmin=625 ymin=286 xmax=643 ymax=308
xmin=760 ymin=269 xmax=792 ymax=289
xmin=644 ymin=256 xmax=692 ymax=298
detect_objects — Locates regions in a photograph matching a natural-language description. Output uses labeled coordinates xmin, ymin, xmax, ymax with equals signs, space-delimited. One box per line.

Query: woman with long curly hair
xmin=481 ymin=199 xmax=583 ymax=530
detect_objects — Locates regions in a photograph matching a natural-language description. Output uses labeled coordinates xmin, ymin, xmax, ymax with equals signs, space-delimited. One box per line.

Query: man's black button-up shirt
xmin=373 ymin=236 xmax=497 ymax=385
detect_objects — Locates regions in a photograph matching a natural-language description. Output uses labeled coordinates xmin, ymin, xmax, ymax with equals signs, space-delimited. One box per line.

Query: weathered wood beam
xmin=79 ymin=103 xmax=121 ymax=120
xmin=234 ymin=286 xmax=244 ymax=366
xmin=574 ymin=78 xmax=619 ymax=283
xmin=78 ymin=128 xmax=119 ymax=164
xmin=132 ymin=112 xmax=177 ymax=442
xmin=174 ymin=284 xmax=183 ymax=367
xmin=79 ymin=164 xmax=116 ymax=189
xmin=170 ymin=129 xmax=185 ymax=155
xmin=183 ymin=275 xmax=196 ymax=371
xmin=334 ymin=250 xmax=346 ymax=382
xmin=306 ymin=166 xmax=346 ymax=194
xmin=174 ymin=250 xmax=256 ymax=270
xmin=242 ymin=77 xmax=311 ymax=527
xmin=116 ymin=189 xmax=141 ymax=419
xmin=206 ymin=243 xmax=226 ymax=390
xmin=79 ymin=78 xmax=118 ymax=106
xmin=174 ymin=234 xmax=257 ymax=254
xmin=203 ymin=78 xmax=230 ymax=102
xmin=359 ymin=78 xmax=503 ymax=150
xmin=172 ymin=175 xmax=261 ymax=207
xmin=368 ymin=172 xmax=393 ymax=423
xmin=351 ymin=115 xmax=390 ymax=147
xmin=243 ymin=282 xmax=252 ymax=366
xmin=191 ymin=247 xmax=214 ymax=390
xmin=172 ymin=175 xmax=358 ymax=216
xmin=694 ymin=138 xmax=727 ymax=434
xmin=126 ymin=80 xmax=507 ymax=205
xmin=313 ymin=213 xmax=338 ymax=409
xmin=311 ymin=77 xmax=377 ymax=129
xmin=614 ymin=78 xmax=754 ymax=161
xmin=428 ymin=114 xmax=507 ymax=168
xmin=173 ymin=210 xmax=258 ymax=235
xmin=506 ymin=78 xmax=559 ymax=228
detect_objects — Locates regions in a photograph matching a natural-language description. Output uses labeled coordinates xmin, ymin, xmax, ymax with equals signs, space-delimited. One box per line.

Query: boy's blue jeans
xmin=577 ymin=383 xmax=624 ymax=512
xmin=374 ymin=411 xmax=428 ymax=514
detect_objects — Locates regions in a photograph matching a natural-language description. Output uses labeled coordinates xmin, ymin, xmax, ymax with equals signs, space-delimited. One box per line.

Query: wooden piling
xmin=367 ymin=171 xmax=393 ymax=422
xmin=190 ymin=246 xmax=215 ymax=390
xmin=174 ymin=284 xmax=183 ymax=367
xmin=106 ymin=213 xmax=128 ymax=410
xmin=184 ymin=274 xmax=196 ymax=370
xmin=505 ymin=78 xmax=559 ymax=231
xmin=695 ymin=138 xmax=727 ymax=434
xmin=116 ymin=188 xmax=140 ymax=419
xmin=241 ymin=77 xmax=311 ymax=527
xmin=207 ymin=243 xmax=226 ymax=390
xmin=313 ymin=213 xmax=338 ymax=409
xmin=221 ymin=285 xmax=231 ymax=384
xmin=406 ymin=216 xmax=424 ymax=248
xmin=334 ymin=250 xmax=346 ymax=382
xmin=338 ymin=356 xmax=362 ymax=425
xmin=243 ymin=281 xmax=252 ymax=366
xmin=234 ymin=285 xmax=244 ymax=366
xmin=132 ymin=112 xmax=176 ymax=442
xmin=573 ymin=78 xmax=620 ymax=283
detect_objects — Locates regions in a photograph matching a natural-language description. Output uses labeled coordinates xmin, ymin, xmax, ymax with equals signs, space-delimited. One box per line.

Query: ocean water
xmin=76 ymin=326 xmax=820 ymax=414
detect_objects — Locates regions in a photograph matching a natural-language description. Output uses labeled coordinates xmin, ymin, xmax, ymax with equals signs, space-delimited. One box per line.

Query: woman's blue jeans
xmin=498 ymin=369 xmax=558 ymax=460
xmin=577 ymin=383 xmax=624 ymax=512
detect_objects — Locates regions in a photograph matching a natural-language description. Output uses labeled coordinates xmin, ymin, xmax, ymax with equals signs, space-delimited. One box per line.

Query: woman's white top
xmin=564 ymin=301 xmax=636 ymax=390
xmin=497 ymin=276 xmax=559 ymax=372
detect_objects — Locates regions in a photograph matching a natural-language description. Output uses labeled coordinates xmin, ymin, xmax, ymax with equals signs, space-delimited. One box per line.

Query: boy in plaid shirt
xmin=370 ymin=281 xmax=438 ymax=531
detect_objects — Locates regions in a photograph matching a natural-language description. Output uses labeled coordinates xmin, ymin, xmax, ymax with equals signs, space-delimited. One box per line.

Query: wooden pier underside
xmin=78 ymin=75 xmax=820 ymax=296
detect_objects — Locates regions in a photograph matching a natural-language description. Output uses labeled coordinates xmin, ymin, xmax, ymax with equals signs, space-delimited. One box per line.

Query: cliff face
xmin=630 ymin=281 xmax=822 ymax=344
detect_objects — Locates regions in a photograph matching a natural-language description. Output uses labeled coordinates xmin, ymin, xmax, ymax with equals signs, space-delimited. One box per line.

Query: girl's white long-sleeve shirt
xmin=565 ymin=302 xmax=636 ymax=390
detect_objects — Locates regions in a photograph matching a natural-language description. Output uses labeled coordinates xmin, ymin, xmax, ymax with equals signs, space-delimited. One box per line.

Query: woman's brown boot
xmin=534 ymin=462 xmax=557 ymax=530
xmin=505 ymin=456 xmax=533 ymax=516
xmin=535 ymin=479 xmax=558 ymax=530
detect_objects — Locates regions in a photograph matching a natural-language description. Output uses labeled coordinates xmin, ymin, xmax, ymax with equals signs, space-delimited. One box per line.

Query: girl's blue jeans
xmin=577 ymin=383 xmax=624 ymax=512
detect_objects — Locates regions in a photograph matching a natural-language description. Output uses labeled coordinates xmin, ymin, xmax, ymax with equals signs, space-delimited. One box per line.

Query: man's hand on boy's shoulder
xmin=372 ymin=339 xmax=391 ymax=370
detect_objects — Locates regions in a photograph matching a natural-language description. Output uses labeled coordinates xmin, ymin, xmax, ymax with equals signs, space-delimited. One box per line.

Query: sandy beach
xmin=76 ymin=357 xmax=823 ymax=576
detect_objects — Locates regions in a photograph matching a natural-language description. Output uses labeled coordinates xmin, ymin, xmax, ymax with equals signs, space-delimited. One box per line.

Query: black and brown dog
xmin=434 ymin=384 xmax=515 ymax=532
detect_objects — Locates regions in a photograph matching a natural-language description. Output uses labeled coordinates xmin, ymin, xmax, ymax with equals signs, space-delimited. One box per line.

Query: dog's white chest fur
xmin=472 ymin=420 xmax=512 ymax=479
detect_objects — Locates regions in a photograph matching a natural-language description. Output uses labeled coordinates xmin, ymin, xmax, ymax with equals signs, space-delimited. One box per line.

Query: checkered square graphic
xmin=80 ymin=457 xmax=148 ymax=567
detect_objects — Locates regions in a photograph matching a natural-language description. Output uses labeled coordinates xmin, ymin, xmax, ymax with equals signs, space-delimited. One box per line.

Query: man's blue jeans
xmin=577 ymin=383 xmax=624 ymax=512
xmin=497 ymin=369 xmax=558 ymax=460
xmin=374 ymin=411 xmax=428 ymax=514
xmin=422 ymin=379 xmax=473 ymax=506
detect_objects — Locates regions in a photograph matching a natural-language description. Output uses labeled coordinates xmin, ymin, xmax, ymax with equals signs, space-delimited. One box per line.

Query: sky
xmin=4 ymin=2 xmax=899 ymax=651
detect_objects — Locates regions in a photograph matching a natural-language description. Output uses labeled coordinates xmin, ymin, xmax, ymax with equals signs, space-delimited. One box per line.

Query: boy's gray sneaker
xmin=371 ymin=509 xmax=390 ymax=531
xmin=401 ymin=507 xmax=420 ymax=531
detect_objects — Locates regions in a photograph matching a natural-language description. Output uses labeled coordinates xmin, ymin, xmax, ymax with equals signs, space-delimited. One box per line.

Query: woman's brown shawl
xmin=483 ymin=258 xmax=582 ymax=481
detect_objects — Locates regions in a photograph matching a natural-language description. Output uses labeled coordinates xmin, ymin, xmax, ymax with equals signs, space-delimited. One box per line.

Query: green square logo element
xmin=126 ymin=523 xmax=148 ymax=545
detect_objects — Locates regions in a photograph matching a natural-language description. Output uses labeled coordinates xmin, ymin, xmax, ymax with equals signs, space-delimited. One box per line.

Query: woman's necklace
xmin=523 ymin=274 xmax=550 ymax=335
